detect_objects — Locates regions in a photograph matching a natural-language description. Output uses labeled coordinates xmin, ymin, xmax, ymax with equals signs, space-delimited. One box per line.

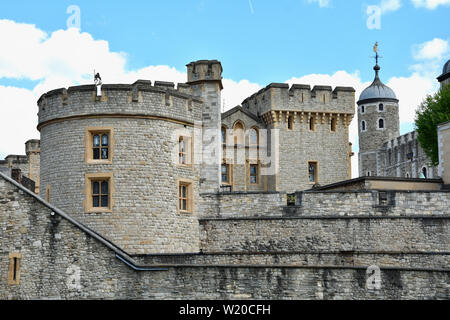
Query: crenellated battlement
xmin=37 ymin=80 xmax=204 ymax=130
xmin=241 ymin=83 xmax=355 ymax=121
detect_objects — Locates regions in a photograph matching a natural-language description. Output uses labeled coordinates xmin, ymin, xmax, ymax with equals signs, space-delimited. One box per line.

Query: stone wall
xmin=378 ymin=131 xmax=438 ymax=179
xmin=199 ymin=216 xmax=450 ymax=253
xmin=241 ymin=84 xmax=355 ymax=117
xmin=222 ymin=83 xmax=355 ymax=193
xmin=1 ymin=174 xmax=449 ymax=300
xmin=275 ymin=112 xmax=351 ymax=192
xmin=221 ymin=108 xmax=267 ymax=192
xmin=198 ymin=191 xmax=285 ymax=218
xmin=199 ymin=190 xmax=450 ymax=218
xmin=37 ymin=83 xmax=203 ymax=128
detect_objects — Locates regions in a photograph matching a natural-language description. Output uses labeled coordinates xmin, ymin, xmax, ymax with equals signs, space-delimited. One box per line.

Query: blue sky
xmin=0 ymin=0 xmax=449 ymax=176
xmin=1 ymin=0 xmax=448 ymax=83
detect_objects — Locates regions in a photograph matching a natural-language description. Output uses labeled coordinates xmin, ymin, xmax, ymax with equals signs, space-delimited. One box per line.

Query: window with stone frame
xmin=378 ymin=118 xmax=385 ymax=129
xmin=93 ymin=133 xmax=109 ymax=160
xmin=249 ymin=127 xmax=259 ymax=146
xmin=221 ymin=163 xmax=231 ymax=184
xmin=178 ymin=180 xmax=193 ymax=213
xmin=8 ymin=253 xmax=21 ymax=285
xmin=249 ymin=163 xmax=259 ymax=184
xmin=308 ymin=161 xmax=318 ymax=183
xmin=85 ymin=127 xmax=113 ymax=164
xmin=92 ymin=180 xmax=109 ymax=209
xmin=85 ymin=173 xmax=113 ymax=213
xmin=361 ymin=120 xmax=366 ymax=132
xmin=234 ymin=122 xmax=245 ymax=145
xmin=178 ymin=135 xmax=192 ymax=166
xmin=378 ymin=103 xmax=384 ymax=112
xmin=221 ymin=126 xmax=227 ymax=144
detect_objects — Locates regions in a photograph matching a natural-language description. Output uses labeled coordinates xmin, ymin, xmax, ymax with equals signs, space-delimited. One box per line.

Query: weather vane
xmin=373 ymin=41 xmax=382 ymax=65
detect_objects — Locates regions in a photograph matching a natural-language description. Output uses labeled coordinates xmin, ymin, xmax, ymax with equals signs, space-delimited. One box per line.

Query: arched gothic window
xmin=233 ymin=122 xmax=245 ymax=145
xmin=221 ymin=126 xmax=227 ymax=144
xmin=249 ymin=127 xmax=259 ymax=146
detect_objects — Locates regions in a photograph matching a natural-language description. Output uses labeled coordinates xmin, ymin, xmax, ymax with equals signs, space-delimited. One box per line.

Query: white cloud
xmin=411 ymin=0 xmax=450 ymax=9
xmin=0 ymin=85 xmax=39 ymax=158
xmin=0 ymin=19 xmax=262 ymax=159
xmin=387 ymin=74 xmax=436 ymax=123
xmin=307 ymin=0 xmax=331 ymax=8
xmin=413 ymin=38 xmax=449 ymax=61
xmin=381 ymin=0 xmax=402 ymax=13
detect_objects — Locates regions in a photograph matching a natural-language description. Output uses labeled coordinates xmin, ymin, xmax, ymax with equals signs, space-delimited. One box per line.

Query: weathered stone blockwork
xmin=38 ymin=83 xmax=204 ymax=254
xmin=198 ymin=192 xmax=285 ymax=218
xmin=1 ymin=175 xmax=449 ymax=300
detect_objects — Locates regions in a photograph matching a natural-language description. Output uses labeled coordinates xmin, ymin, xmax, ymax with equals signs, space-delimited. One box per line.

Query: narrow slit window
xmin=249 ymin=128 xmax=259 ymax=146
xmin=308 ymin=162 xmax=318 ymax=183
xmin=288 ymin=116 xmax=294 ymax=130
xmin=361 ymin=121 xmax=366 ymax=131
xmin=330 ymin=117 xmax=336 ymax=132
xmin=179 ymin=137 xmax=187 ymax=165
xmin=309 ymin=117 xmax=315 ymax=131
xmin=221 ymin=127 xmax=227 ymax=144
xmin=221 ymin=164 xmax=230 ymax=184
xmin=378 ymin=119 xmax=384 ymax=129
xmin=249 ymin=164 xmax=259 ymax=184
xmin=13 ymin=257 xmax=18 ymax=281
xmin=8 ymin=253 xmax=21 ymax=285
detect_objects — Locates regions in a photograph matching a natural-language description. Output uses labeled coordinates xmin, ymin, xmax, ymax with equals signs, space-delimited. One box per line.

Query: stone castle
xmin=0 ymin=57 xmax=449 ymax=300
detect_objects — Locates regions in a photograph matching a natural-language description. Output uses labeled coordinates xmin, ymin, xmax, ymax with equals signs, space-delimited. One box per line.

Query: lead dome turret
xmin=358 ymin=64 xmax=398 ymax=105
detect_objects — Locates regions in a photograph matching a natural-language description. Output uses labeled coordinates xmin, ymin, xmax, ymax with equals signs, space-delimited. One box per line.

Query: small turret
xmin=186 ymin=60 xmax=223 ymax=89
xmin=357 ymin=44 xmax=400 ymax=177
xmin=186 ymin=60 xmax=223 ymax=193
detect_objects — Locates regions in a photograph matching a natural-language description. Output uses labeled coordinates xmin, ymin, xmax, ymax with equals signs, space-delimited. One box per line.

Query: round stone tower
xmin=37 ymin=64 xmax=214 ymax=254
xmin=357 ymin=62 xmax=399 ymax=177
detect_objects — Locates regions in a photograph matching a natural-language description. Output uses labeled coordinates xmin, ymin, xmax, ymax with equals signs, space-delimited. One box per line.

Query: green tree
xmin=415 ymin=83 xmax=450 ymax=166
